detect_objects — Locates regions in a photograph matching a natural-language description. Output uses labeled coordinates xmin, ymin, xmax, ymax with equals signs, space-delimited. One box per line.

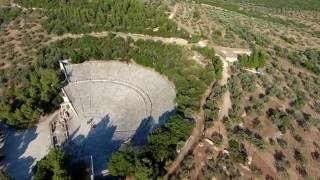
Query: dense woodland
xmin=0 ymin=63 xmax=61 ymax=128
xmin=15 ymin=0 xmax=190 ymax=38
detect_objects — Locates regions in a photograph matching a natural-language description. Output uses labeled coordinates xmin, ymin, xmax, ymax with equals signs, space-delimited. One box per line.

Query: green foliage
xmin=108 ymin=149 xmax=136 ymax=177
xmin=267 ymin=108 xmax=293 ymax=133
xmin=1 ymin=32 xmax=218 ymax=128
xmin=239 ymin=73 xmax=256 ymax=92
xmin=108 ymin=116 xmax=193 ymax=178
xmin=228 ymin=139 xmax=247 ymax=164
xmin=147 ymin=116 xmax=193 ymax=161
xmin=34 ymin=148 xmax=70 ymax=180
xmin=176 ymin=154 xmax=194 ymax=179
xmin=134 ymin=159 xmax=153 ymax=180
xmin=0 ymin=7 xmax=21 ymax=26
xmin=108 ymin=149 xmax=153 ymax=178
xmin=231 ymin=127 xmax=266 ymax=151
xmin=291 ymin=130 xmax=304 ymax=144
xmin=226 ymin=75 xmax=243 ymax=129
xmin=16 ymin=0 xmax=189 ymax=38
xmin=312 ymin=31 xmax=320 ymax=38
xmin=252 ymin=118 xmax=262 ymax=130
xmin=265 ymin=84 xmax=284 ymax=99
xmin=192 ymin=46 xmax=223 ymax=79
xmin=233 ymin=0 xmax=320 ymax=11
xmin=288 ymin=49 xmax=320 ymax=75
xmin=0 ymin=170 xmax=11 ymax=180
xmin=195 ymin=0 xmax=320 ymax=11
xmin=274 ymin=150 xmax=291 ymax=174
xmin=192 ymin=46 xmax=216 ymax=60
xmin=276 ymin=138 xmax=288 ymax=149
xmin=0 ymin=67 xmax=61 ymax=128
xmin=46 ymin=35 xmax=216 ymax=114
xmin=203 ymin=153 xmax=241 ymax=180
xmin=292 ymin=90 xmax=306 ymax=109
xmin=245 ymin=97 xmax=264 ymax=116
xmin=209 ymin=132 xmax=223 ymax=145
xmin=194 ymin=0 xmax=309 ymax=28
xmin=204 ymin=85 xmax=227 ymax=126
xmin=238 ymin=49 xmax=266 ymax=69
xmin=294 ymin=149 xmax=306 ymax=165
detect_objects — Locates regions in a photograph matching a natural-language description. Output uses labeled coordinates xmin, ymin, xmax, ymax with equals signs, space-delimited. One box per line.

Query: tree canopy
xmin=238 ymin=49 xmax=266 ymax=69
xmin=108 ymin=116 xmax=193 ymax=178
xmin=15 ymin=0 xmax=189 ymax=38
xmin=34 ymin=148 xmax=70 ymax=180
xmin=0 ymin=7 xmax=21 ymax=27
xmin=0 ymin=67 xmax=61 ymax=128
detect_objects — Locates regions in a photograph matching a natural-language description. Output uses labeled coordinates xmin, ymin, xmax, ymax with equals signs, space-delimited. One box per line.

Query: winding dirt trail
xmin=188 ymin=56 xmax=231 ymax=179
xmin=164 ymin=81 xmax=215 ymax=179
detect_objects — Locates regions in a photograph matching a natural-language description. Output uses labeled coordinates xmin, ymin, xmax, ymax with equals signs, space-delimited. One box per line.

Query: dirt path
xmin=217 ymin=57 xmax=231 ymax=120
xmin=164 ymin=81 xmax=215 ymax=179
xmin=189 ymin=56 xmax=231 ymax=179
xmin=191 ymin=141 xmax=207 ymax=179
xmin=205 ymin=55 xmax=230 ymax=138
xmin=48 ymin=31 xmax=189 ymax=46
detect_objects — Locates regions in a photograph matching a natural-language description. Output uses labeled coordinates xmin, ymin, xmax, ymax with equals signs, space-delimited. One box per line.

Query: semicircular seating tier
xmin=63 ymin=61 xmax=176 ymax=136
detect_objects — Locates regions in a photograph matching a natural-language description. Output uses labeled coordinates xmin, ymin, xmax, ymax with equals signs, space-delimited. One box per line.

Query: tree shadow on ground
xmin=0 ymin=124 xmax=38 ymax=180
xmin=130 ymin=116 xmax=154 ymax=146
xmin=65 ymin=115 xmax=123 ymax=176
xmin=131 ymin=109 xmax=176 ymax=146
xmin=65 ymin=109 xmax=176 ymax=178
xmin=158 ymin=109 xmax=176 ymax=126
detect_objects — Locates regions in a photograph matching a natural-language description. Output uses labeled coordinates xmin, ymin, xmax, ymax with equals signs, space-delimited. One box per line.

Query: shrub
xmin=274 ymin=150 xmax=290 ymax=173
xmin=276 ymin=138 xmax=288 ymax=149
xmin=210 ymin=132 xmax=223 ymax=145
xmin=294 ymin=149 xmax=306 ymax=165
xmin=228 ymin=139 xmax=247 ymax=164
